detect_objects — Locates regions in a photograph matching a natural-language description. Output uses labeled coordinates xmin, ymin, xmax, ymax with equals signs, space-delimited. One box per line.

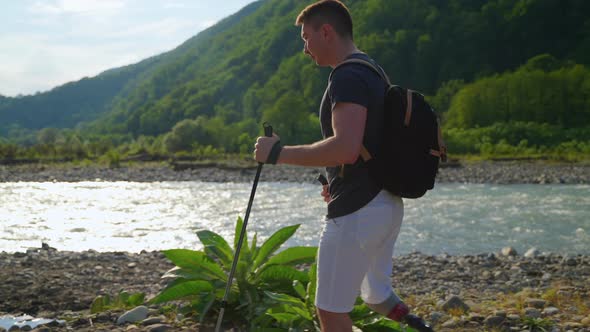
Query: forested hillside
xmin=1 ymin=0 xmax=589 ymax=161
xmin=0 ymin=57 xmax=159 ymax=136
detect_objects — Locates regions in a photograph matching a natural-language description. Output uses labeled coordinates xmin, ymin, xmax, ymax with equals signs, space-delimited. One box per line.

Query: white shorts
xmin=315 ymin=190 xmax=404 ymax=313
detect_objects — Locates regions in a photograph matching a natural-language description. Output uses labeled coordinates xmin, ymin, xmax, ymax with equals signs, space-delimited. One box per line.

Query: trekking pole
xmin=215 ymin=122 xmax=273 ymax=332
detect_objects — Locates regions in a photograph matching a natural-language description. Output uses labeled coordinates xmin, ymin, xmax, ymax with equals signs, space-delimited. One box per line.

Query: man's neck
xmin=330 ymin=42 xmax=362 ymax=68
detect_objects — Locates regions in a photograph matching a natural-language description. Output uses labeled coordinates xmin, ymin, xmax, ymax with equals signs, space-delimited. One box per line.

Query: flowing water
xmin=1 ymin=181 xmax=588 ymax=255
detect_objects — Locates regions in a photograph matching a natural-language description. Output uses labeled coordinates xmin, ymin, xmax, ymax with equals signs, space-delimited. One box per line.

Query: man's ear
xmin=320 ymin=23 xmax=333 ymax=40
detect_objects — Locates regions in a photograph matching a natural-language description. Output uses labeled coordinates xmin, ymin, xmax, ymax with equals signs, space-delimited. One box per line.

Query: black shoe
xmin=403 ymin=313 xmax=434 ymax=332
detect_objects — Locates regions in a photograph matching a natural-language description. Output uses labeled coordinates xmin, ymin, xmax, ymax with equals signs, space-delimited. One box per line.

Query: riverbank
xmin=0 ymin=160 xmax=589 ymax=184
xmin=1 ymin=245 xmax=588 ymax=331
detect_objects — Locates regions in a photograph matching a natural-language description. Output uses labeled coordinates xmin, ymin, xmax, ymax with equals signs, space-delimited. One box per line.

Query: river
xmin=1 ymin=181 xmax=588 ymax=255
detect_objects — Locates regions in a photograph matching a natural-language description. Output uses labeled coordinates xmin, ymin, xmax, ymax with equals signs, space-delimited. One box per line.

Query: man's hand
xmin=254 ymin=134 xmax=280 ymax=163
xmin=321 ymin=184 xmax=331 ymax=203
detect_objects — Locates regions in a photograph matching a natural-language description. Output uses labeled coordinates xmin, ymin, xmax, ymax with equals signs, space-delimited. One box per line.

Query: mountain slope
xmin=0 ymin=0 xmax=265 ymax=136
xmin=1 ymin=0 xmax=589 ymax=141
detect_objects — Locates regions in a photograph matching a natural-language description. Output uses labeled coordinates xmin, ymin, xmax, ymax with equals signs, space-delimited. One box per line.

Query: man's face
xmin=301 ymin=23 xmax=326 ymax=66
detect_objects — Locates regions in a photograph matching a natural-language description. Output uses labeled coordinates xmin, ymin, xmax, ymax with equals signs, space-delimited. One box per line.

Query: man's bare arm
xmin=277 ymin=102 xmax=366 ymax=167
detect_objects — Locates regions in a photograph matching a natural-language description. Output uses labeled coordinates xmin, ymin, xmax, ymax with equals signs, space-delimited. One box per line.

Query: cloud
xmin=28 ymin=0 xmax=127 ymax=15
xmin=2 ymin=0 xmax=253 ymax=96
xmin=163 ymin=2 xmax=189 ymax=9
xmin=0 ymin=33 xmax=145 ymax=96
xmin=199 ymin=19 xmax=218 ymax=29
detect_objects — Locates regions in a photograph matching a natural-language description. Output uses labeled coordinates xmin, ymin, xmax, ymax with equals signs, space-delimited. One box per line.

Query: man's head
xmin=295 ymin=0 xmax=354 ymax=66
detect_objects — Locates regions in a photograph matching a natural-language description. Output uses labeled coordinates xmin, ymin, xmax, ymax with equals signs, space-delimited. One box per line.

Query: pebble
xmin=141 ymin=316 xmax=166 ymax=326
xmin=502 ymin=247 xmax=518 ymax=257
xmin=525 ymin=248 xmax=541 ymax=258
xmin=116 ymin=306 xmax=149 ymax=325
xmin=507 ymin=314 xmax=520 ymax=321
xmin=484 ymin=315 xmax=504 ymax=327
xmin=543 ymin=307 xmax=560 ymax=316
xmin=441 ymin=318 xmax=460 ymax=328
xmin=146 ymin=324 xmax=173 ymax=332
xmin=441 ymin=295 xmax=470 ymax=313
xmin=524 ymin=308 xmax=542 ymax=319
xmin=526 ymin=298 xmax=547 ymax=308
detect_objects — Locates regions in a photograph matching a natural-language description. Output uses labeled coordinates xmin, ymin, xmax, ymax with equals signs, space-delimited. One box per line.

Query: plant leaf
xmin=162 ymin=249 xmax=227 ymax=281
xmin=197 ymin=230 xmax=234 ymax=267
xmin=149 ymin=280 xmax=213 ymax=304
xmin=234 ymin=216 xmax=251 ymax=259
xmin=264 ymin=291 xmax=306 ymax=309
xmin=357 ymin=318 xmax=405 ymax=332
xmin=90 ymin=296 xmax=106 ymax=314
xmin=257 ymin=265 xmax=309 ymax=284
xmin=193 ymin=292 xmax=216 ymax=324
xmin=234 ymin=216 xmax=249 ymax=250
xmin=293 ymin=280 xmax=306 ymax=299
xmin=127 ymin=293 xmax=145 ymax=307
xmin=262 ymin=246 xmax=317 ymax=267
xmin=117 ymin=291 xmax=130 ymax=307
xmin=306 ymin=263 xmax=317 ymax=308
xmin=251 ymin=327 xmax=287 ymax=332
xmin=253 ymin=224 xmax=300 ymax=269
xmin=266 ymin=312 xmax=300 ymax=325
xmin=287 ymin=305 xmax=312 ymax=321
xmin=350 ymin=303 xmax=378 ymax=322
xmin=251 ymin=232 xmax=257 ymax=256
xmin=162 ymin=266 xmax=212 ymax=280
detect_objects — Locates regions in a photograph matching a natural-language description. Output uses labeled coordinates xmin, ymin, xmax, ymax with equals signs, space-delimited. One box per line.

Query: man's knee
xmin=317 ymin=307 xmax=347 ymax=320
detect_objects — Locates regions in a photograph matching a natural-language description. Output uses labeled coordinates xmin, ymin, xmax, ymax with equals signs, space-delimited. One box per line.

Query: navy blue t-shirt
xmin=320 ymin=53 xmax=388 ymax=219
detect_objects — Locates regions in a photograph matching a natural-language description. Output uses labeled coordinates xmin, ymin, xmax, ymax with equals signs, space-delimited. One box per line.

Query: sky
xmin=0 ymin=0 xmax=256 ymax=97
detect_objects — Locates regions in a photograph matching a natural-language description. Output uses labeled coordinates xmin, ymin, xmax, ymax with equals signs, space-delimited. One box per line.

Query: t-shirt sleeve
xmin=329 ymin=65 xmax=370 ymax=110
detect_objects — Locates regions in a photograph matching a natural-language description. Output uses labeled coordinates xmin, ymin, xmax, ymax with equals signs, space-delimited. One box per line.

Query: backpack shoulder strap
xmin=331 ymin=58 xmax=391 ymax=85
xmin=330 ymin=58 xmax=392 ymax=177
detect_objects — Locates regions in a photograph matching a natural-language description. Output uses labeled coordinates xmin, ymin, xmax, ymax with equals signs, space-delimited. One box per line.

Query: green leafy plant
xmin=521 ymin=317 xmax=553 ymax=332
xmin=150 ymin=218 xmax=317 ymax=328
xmin=90 ymin=291 xmax=145 ymax=314
xmin=253 ymin=264 xmax=319 ymax=331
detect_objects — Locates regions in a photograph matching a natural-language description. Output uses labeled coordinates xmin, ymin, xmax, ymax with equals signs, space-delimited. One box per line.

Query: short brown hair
xmin=295 ymin=0 xmax=353 ymax=40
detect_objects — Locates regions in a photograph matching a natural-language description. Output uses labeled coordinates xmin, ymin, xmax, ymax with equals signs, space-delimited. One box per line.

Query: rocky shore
xmin=1 ymin=245 xmax=588 ymax=332
xmin=0 ymin=160 xmax=589 ymax=184
xmin=1 ymin=161 xmax=588 ymax=331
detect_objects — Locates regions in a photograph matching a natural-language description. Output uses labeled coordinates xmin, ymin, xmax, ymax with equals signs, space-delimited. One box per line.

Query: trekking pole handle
xmin=317 ymin=174 xmax=328 ymax=186
xmin=263 ymin=122 xmax=273 ymax=137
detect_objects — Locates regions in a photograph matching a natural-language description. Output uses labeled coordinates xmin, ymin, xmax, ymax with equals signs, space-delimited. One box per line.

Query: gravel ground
xmin=0 ymin=161 xmax=588 ymax=184
xmin=0 ymin=246 xmax=588 ymax=331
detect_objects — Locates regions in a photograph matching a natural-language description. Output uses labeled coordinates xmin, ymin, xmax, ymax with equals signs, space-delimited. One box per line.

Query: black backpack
xmin=332 ymin=59 xmax=447 ymax=199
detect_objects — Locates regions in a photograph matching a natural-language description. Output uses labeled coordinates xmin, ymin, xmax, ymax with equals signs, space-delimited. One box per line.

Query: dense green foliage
xmin=445 ymin=56 xmax=590 ymax=129
xmin=1 ymin=0 xmax=589 ymax=161
xmin=150 ymin=217 xmax=317 ymax=327
xmin=445 ymin=122 xmax=590 ymax=159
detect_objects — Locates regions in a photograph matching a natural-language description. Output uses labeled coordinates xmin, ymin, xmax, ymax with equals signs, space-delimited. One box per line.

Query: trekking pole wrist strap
xmin=266 ymin=141 xmax=283 ymax=165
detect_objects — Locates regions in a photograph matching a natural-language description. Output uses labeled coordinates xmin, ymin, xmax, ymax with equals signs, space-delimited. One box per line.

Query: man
xmin=254 ymin=1 xmax=433 ymax=331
